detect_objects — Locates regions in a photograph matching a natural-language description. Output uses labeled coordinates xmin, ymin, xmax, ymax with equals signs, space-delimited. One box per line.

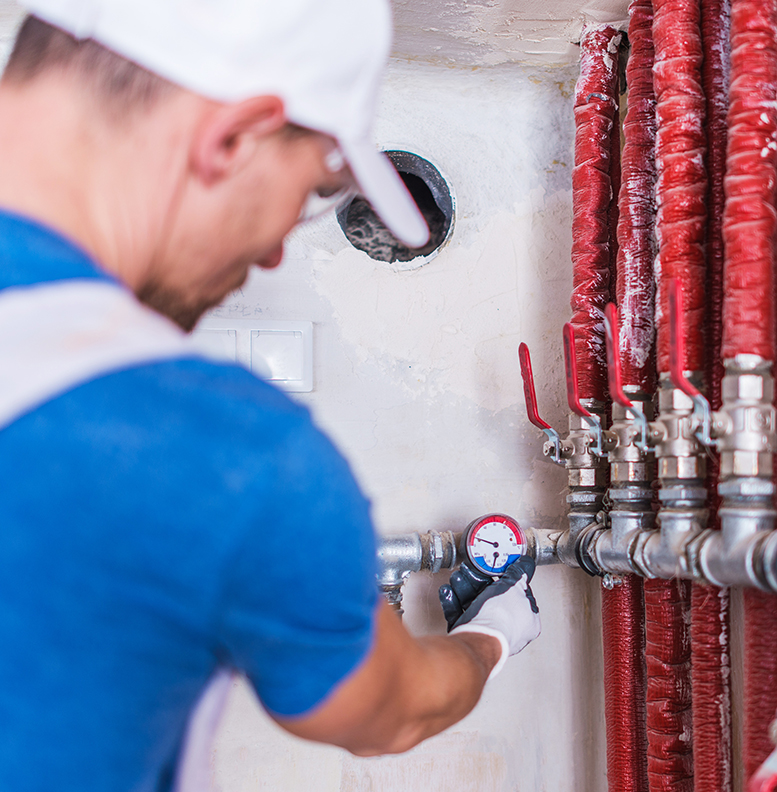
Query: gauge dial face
xmin=466 ymin=514 xmax=526 ymax=576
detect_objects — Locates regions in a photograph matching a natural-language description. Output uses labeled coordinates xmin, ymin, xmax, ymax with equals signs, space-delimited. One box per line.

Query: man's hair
xmin=4 ymin=16 xmax=172 ymax=112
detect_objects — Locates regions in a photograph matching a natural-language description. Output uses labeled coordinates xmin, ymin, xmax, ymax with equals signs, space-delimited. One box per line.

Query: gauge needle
xmin=478 ymin=538 xmax=498 ymax=547
xmin=491 ymin=552 xmax=499 ymax=570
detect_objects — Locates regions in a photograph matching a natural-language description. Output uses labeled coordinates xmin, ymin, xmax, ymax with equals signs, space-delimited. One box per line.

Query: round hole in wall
xmin=337 ymin=151 xmax=454 ymax=264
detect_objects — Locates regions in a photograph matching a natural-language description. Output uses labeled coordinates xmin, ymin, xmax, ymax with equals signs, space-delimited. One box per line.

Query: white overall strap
xmin=173 ymin=669 xmax=235 ymax=792
xmin=0 ymin=279 xmax=234 ymax=792
xmin=0 ymin=279 xmax=200 ymax=428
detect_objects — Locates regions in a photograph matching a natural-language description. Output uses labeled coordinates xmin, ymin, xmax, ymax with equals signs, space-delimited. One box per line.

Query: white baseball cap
xmin=19 ymin=0 xmax=430 ymax=248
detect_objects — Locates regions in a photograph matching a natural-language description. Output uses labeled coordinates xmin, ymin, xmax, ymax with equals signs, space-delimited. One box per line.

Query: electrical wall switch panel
xmin=191 ymin=328 xmax=238 ymax=363
xmin=250 ymin=322 xmax=313 ymax=392
xmin=192 ymin=320 xmax=314 ymax=393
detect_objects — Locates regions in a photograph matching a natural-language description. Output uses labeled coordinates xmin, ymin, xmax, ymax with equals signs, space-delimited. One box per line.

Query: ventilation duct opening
xmin=337 ymin=151 xmax=454 ymax=264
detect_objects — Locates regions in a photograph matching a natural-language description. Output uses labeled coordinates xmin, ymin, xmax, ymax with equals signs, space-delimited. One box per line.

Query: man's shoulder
xmin=3 ymin=353 xmax=372 ymax=564
xmin=121 ymin=356 xmax=307 ymax=425
xmin=63 ymin=355 xmax=319 ymax=457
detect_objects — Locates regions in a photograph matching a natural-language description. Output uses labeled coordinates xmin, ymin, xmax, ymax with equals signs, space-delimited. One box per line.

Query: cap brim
xmin=339 ymin=140 xmax=430 ymax=249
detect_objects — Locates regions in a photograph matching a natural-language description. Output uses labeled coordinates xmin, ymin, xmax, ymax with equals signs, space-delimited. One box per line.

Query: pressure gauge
xmin=465 ymin=514 xmax=527 ymax=576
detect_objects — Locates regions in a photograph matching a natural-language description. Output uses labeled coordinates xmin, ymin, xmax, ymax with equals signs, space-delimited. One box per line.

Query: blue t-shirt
xmin=0 ymin=211 xmax=378 ymax=791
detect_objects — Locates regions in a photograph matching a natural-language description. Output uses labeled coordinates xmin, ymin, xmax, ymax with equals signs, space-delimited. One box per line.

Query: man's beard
xmin=135 ymin=282 xmax=216 ymax=332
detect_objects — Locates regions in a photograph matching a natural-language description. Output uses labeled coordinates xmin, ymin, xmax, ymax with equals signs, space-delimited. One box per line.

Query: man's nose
xmin=257 ymin=244 xmax=284 ymax=269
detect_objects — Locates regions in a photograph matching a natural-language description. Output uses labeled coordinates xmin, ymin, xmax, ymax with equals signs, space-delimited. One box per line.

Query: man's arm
xmin=274 ymin=557 xmax=540 ymax=755
xmin=273 ymin=599 xmax=502 ymax=756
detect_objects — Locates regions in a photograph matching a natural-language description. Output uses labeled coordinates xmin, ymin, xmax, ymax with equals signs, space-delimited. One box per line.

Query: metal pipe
xmin=383 ymin=360 xmax=774 ymax=596
xmin=376 ymin=530 xmax=459 ymax=613
xmin=558 ymin=406 xmax=609 ymax=569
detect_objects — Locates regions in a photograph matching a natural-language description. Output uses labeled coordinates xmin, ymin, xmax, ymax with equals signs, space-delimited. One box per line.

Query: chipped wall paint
xmin=391 ymin=0 xmax=630 ymax=66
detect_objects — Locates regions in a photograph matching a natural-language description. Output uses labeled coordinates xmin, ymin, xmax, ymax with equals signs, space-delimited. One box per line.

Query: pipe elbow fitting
xmin=691 ymin=525 xmax=772 ymax=589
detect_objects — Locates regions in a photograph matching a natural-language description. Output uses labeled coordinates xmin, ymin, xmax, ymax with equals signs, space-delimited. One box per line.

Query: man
xmin=0 ymin=1 xmax=541 ymax=789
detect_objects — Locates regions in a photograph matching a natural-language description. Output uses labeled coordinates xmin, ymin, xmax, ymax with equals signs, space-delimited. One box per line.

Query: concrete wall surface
xmin=0 ymin=4 xmax=607 ymax=790
xmin=207 ymin=60 xmax=605 ymax=792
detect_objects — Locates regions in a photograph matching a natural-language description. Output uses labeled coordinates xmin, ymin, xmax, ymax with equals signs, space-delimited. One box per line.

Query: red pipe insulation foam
xmin=644 ymin=578 xmax=694 ymax=790
xmin=571 ymin=25 xmax=620 ymax=403
xmin=653 ymin=0 xmax=707 ymax=377
xmin=616 ymin=0 xmax=657 ymax=395
xmin=608 ymin=62 xmax=622 ymax=303
xmin=692 ymin=1 xmax=733 ymax=790
xmin=722 ymin=0 xmax=777 ymax=364
xmin=650 ymin=0 xmax=707 ymax=786
xmin=701 ymin=0 xmax=729 ymax=416
xmin=573 ymin=30 xmax=648 ymax=789
xmin=723 ymin=0 xmax=777 ymax=780
xmin=602 ymin=579 xmax=650 ymax=792
xmin=600 ymin=2 xmax=656 ymax=790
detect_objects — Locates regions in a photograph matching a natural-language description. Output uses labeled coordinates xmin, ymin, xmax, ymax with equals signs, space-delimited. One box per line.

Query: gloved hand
xmin=439 ymin=555 xmax=541 ymax=680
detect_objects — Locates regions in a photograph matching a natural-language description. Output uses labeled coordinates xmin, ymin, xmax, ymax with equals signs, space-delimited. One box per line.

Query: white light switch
xmin=191 ymin=328 xmax=237 ymax=362
xmin=192 ymin=319 xmax=313 ymax=393
xmin=251 ymin=322 xmax=313 ymax=393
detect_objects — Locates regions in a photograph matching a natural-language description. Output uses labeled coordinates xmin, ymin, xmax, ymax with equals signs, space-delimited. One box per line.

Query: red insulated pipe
xmin=600 ymin=4 xmax=655 ymax=791
xmin=722 ymin=0 xmax=777 ymax=781
xmin=692 ymin=1 xmax=733 ymax=790
xmin=722 ymin=0 xmax=777 ymax=362
xmin=653 ymin=0 xmax=707 ymax=375
xmin=743 ymin=590 xmax=777 ymax=781
xmin=571 ymin=25 xmax=621 ymax=401
xmin=609 ymin=68 xmax=622 ymax=304
xmin=602 ymin=579 xmax=649 ymax=792
xmin=644 ymin=578 xmax=694 ymax=791
xmin=692 ymin=587 xmax=732 ymax=792
xmin=701 ymin=0 xmax=730 ymax=414
xmin=649 ymin=0 xmax=706 ymax=787
xmin=616 ymin=0 xmax=657 ymax=393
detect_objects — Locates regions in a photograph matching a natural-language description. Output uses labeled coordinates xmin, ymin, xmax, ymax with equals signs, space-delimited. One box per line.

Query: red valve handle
xmin=748 ymin=744 xmax=777 ymax=792
xmin=668 ymin=278 xmax=701 ymax=399
xmin=749 ymin=775 xmax=777 ymax=792
xmin=518 ymin=343 xmax=552 ymax=430
xmin=562 ymin=323 xmax=593 ymax=418
xmin=603 ymin=303 xmax=634 ymax=408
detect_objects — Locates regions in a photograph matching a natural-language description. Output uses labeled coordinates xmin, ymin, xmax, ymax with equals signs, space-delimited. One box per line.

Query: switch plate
xmin=250 ymin=322 xmax=313 ymax=392
xmin=192 ymin=320 xmax=313 ymax=393
xmin=191 ymin=328 xmax=238 ymax=362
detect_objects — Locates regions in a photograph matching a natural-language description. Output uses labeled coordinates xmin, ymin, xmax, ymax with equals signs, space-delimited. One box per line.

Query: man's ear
xmin=191 ymin=95 xmax=287 ymax=184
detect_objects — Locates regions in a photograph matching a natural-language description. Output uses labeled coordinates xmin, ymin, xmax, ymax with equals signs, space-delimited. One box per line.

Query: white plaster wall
xmin=0 ymin=0 xmax=21 ymax=64
xmin=208 ymin=61 xmax=606 ymax=792
xmin=391 ymin=0 xmax=629 ymax=65
xmin=0 ymin=4 xmax=608 ymax=790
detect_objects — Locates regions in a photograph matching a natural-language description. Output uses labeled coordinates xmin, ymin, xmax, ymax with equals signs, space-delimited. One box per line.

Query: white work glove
xmin=439 ymin=556 xmax=541 ymax=680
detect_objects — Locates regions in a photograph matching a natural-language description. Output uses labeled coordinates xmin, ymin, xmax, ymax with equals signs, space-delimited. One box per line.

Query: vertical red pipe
xmin=616 ymin=0 xmax=657 ymax=395
xmin=653 ymin=0 xmax=707 ymax=377
xmin=643 ymin=579 xmax=694 ymax=790
xmin=691 ymin=587 xmax=732 ymax=792
xmin=609 ymin=65 xmax=623 ymax=302
xmin=571 ymin=25 xmax=621 ymax=402
xmin=650 ymin=0 xmax=707 ymax=786
xmin=692 ymin=0 xmax=733 ymax=789
xmin=742 ymin=591 xmax=777 ymax=781
xmin=722 ymin=0 xmax=777 ymax=364
xmin=722 ymin=0 xmax=777 ymax=781
xmin=601 ymin=4 xmax=655 ymax=791
xmin=573 ymin=31 xmax=644 ymax=789
xmin=602 ymin=580 xmax=650 ymax=791
xmin=701 ymin=0 xmax=730 ymax=415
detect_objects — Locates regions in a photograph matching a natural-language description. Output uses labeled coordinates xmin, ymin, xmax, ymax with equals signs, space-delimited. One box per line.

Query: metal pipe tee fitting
xmin=695 ymin=356 xmax=776 ymax=588
xmin=376 ymin=530 xmax=459 ymax=612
